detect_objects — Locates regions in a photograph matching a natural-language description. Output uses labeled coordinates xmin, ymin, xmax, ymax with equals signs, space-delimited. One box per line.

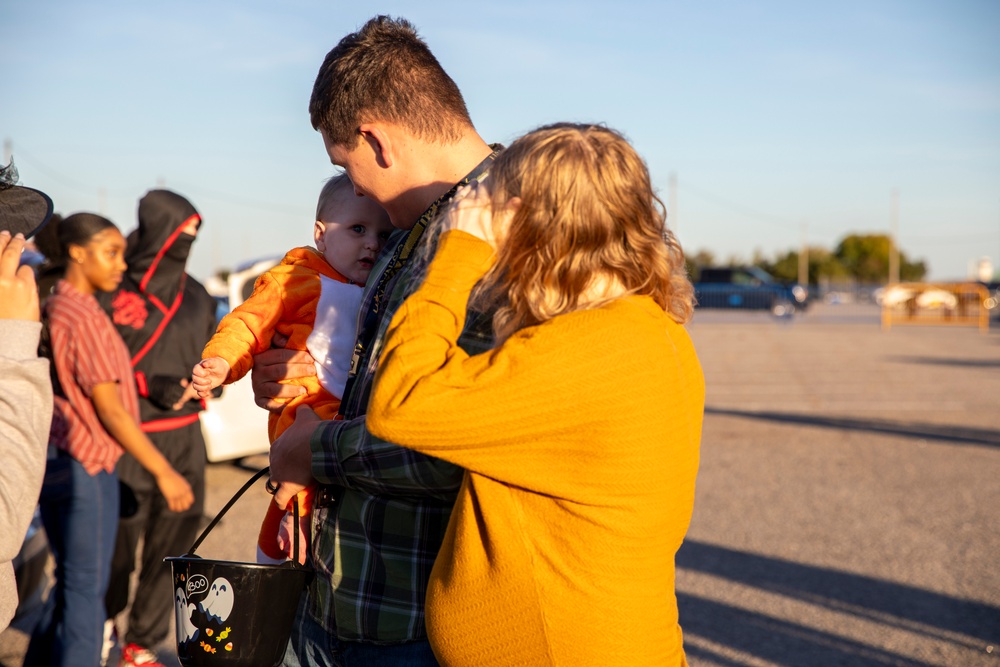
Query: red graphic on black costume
xmin=112 ymin=291 xmax=149 ymax=329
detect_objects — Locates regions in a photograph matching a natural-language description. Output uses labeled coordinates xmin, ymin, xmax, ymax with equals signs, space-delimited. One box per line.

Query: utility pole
xmin=668 ymin=171 xmax=678 ymax=234
xmin=799 ymin=220 xmax=809 ymax=287
xmin=889 ymin=188 xmax=900 ymax=284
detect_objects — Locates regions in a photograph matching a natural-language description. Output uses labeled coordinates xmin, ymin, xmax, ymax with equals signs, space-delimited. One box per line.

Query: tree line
xmin=686 ymin=233 xmax=927 ymax=285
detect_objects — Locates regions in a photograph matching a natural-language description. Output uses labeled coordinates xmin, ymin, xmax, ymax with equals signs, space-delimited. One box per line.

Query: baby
xmin=192 ymin=174 xmax=393 ymax=563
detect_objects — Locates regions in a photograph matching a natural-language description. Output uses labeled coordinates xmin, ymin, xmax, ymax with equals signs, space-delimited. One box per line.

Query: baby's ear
xmin=313 ymin=221 xmax=326 ymax=249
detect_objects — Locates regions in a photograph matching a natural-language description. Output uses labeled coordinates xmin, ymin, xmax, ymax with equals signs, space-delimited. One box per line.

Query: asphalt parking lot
xmin=3 ymin=302 xmax=998 ymax=666
xmin=678 ymin=302 xmax=999 ymax=666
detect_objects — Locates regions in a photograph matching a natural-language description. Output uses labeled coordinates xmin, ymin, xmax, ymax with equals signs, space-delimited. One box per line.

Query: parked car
xmin=694 ymin=266 xmax=808 ymax=317
xmin=200 ymin=256 xmax=281 ymax=462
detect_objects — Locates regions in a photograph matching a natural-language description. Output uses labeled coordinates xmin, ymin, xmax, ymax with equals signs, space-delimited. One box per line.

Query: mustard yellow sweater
xmin=368 ymin=231 xmax=704 ymax=667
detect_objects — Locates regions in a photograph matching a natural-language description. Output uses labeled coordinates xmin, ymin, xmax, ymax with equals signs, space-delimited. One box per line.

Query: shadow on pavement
xmin=677 ymin=540 xmax=999 ymax=665
xmin=679 ymin=593 xmax=938 ymax=667
xmin=888 ymin=356 xmax=1000 ymax=369
xmin=704 ymin=407 xmax=1000 ymax=449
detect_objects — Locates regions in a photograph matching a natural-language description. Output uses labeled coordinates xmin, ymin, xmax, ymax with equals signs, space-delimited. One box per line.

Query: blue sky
xmin=2 ymin=0 xmax=998 ymax=281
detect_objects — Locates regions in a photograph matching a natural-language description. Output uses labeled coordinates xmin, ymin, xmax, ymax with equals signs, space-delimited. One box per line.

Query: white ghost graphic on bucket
xmin=174 ymin=587 xmax=198 ymax=642
xmin=199 ymin=577 xmax=234 ymax=622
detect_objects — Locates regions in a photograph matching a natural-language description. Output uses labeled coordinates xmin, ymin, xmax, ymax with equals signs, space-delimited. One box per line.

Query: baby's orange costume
xmin=201 ymin=246 xmax=364 ymax=562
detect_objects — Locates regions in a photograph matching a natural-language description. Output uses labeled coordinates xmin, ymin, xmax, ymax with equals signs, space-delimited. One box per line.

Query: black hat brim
xmin=0 ymin=186 xmax=54 ymax=239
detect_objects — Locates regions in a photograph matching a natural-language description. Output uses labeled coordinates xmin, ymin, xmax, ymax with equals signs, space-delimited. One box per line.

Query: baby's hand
xmin=192 ymin=357 xmax=230 ymax=398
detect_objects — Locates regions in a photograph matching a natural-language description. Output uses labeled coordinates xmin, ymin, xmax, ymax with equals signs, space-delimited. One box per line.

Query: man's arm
xmin=310 ymin=415 xmax=463 ymax=501
xmin=268 ymin=405 xmax=462 ymax=507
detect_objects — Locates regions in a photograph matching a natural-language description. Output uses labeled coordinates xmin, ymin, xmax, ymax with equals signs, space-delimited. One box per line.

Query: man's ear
xmin=359 ymin=123 xmax=393 ymax=169
xmin=313 ymin=220 xmax=326 ymax=250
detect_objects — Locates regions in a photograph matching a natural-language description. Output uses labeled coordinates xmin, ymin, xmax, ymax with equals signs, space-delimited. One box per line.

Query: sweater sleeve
xmin=202 ymin=268 xmax=286 ymax=384
xmin=0 ymin=320 xmax=52 ymax=561
xmin=369 ymin=230 xmax=663 ymax=497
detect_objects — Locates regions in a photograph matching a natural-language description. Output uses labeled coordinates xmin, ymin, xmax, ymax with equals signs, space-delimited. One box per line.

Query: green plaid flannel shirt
xmin=306 ymin=147 xmax=501 ymax=642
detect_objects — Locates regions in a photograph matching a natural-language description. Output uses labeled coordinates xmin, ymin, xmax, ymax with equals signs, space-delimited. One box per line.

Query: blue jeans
xmin=26 ymin=450 xmax=119 ymax=667
xmin=282 ymin=595 xmax=439 ymax=667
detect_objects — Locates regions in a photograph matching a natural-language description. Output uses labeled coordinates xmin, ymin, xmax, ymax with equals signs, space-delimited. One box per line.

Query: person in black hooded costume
xmin=99 ymin=189 xmax=217 ymax=666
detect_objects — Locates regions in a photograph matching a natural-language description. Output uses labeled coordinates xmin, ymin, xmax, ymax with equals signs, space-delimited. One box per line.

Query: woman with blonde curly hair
xmin=368 ymin=123 xmax=704 ymax=666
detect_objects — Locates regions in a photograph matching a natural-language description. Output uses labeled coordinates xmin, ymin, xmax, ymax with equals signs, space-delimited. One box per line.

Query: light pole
xmin=889 ymin=188 xmax=900 ymax=284
xmin=668 ymin=171 xmax=678 ymax=234
xmin=799 ymin=220 xmax=809 ymax=287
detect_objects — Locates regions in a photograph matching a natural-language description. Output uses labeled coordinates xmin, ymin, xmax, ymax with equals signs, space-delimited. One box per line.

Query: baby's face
xmin=315 ymin=195 xmax=394 ymax=285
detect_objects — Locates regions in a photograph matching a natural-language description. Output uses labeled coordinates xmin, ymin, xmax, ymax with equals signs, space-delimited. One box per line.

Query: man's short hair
xmin=309 ymin=16 xmax=474 ymax=147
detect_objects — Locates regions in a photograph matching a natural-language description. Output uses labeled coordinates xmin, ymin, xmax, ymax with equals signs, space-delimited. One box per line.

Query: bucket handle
xmin=185 ymin=465 xmax=301 ymax=563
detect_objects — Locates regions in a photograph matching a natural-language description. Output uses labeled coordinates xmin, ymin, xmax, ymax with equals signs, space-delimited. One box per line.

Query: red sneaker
xmin=118 ymin=642 xmax=166 ymax=667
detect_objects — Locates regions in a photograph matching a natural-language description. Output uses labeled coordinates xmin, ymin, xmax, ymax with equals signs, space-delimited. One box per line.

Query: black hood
xmin=126 ymin=189 xmax=201 ymax=306
xmin=98 ymin=187 xmax=218 ymax=429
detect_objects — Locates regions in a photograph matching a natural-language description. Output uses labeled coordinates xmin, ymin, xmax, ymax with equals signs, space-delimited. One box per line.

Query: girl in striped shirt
xmin=26 ymin=213 xmax=193 ymax=667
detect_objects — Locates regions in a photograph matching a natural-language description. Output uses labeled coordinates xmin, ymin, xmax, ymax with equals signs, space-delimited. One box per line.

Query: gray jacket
xmin=0 ymin=320 xmax=52 ymax=629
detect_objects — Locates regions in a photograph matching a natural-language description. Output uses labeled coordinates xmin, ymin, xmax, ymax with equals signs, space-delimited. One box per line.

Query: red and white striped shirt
xmin=46 ymin=280 xmax=139 ymax=474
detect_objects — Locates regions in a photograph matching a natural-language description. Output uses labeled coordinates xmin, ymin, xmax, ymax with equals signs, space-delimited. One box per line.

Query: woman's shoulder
xmin=540 ymin=296 xmax=696 ymax=360
xmin=44 ymin=289 xmax=88 ymax=318
xmin=46 ymin=290 xmax=113 ymax=330
xmin=505 ymin=297 xmax=664 ymax=359
xmin=559 ymin=295 xmax=668 ymax=329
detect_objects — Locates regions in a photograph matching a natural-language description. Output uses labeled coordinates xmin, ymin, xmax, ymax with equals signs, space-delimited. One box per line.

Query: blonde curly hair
xmin=472 ymin=123 xmax=693 ymax=343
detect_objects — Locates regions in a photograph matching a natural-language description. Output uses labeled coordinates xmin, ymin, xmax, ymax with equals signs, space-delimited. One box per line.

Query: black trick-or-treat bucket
xmin=165 ymin=467 xmax=312 ymax=667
